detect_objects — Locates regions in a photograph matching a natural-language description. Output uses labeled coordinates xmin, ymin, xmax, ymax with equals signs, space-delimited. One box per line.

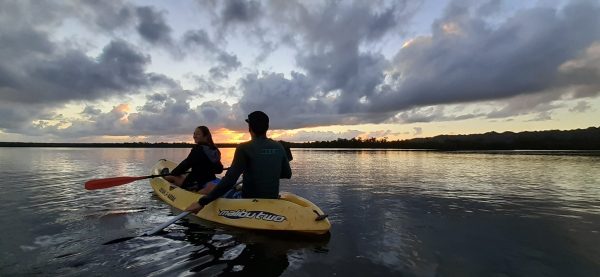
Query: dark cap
xmin=245 ymin=111 xmax=269 ymax=134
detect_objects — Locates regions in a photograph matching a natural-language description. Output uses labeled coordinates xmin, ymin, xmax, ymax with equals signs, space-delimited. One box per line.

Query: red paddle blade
xmin=84 ymin=176 xmax=147 ymax=190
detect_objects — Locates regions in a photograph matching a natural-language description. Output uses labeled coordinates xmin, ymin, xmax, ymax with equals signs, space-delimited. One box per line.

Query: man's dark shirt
xmin=199 ymin=136 xmax=292 ymax=205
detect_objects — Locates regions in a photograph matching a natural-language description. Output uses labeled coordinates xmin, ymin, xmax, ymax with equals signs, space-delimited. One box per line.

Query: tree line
xmin=286 ymin=126 xmax=600 ymax=150
xmin=1 ymin=126 xmax=598 ymax=150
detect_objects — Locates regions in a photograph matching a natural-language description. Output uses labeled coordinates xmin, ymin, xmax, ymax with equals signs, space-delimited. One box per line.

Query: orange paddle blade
xmin=84 ymin=176 xmax=148 ymax=190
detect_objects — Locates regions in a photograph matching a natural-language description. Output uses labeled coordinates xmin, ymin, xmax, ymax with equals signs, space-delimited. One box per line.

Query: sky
xmin=1 ymin=0 xmax=599 ymax=143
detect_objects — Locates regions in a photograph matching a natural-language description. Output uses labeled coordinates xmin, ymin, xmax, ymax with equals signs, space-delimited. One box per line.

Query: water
xmin=0 ymin=148 xmax=599 ymax=276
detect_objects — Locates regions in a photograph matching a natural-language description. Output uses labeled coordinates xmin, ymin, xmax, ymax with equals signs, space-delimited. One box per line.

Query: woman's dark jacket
xmin=171 ymin=144 xmax=224 ymax=186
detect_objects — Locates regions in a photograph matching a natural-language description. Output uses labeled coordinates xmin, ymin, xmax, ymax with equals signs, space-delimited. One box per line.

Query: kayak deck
xmin=149 ymin=159 xmax=331 ymax=235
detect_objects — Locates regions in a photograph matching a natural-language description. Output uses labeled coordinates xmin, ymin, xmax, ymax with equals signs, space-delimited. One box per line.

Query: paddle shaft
xmin=102 ymin=176 xmax=242 ymax=244
xmin=139 ymin=180 xmax=241 ymax=237
xmin=143 ymin=211 xmax=191 ymax=236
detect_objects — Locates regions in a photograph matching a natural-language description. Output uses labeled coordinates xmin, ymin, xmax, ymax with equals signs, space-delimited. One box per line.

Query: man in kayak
xmin=185 ymin=111 xmax=292 ymax=213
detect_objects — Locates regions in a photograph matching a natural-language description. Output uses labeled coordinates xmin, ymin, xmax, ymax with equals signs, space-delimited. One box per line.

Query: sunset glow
xmin=0 ymin=1 xmax=598 ymax=143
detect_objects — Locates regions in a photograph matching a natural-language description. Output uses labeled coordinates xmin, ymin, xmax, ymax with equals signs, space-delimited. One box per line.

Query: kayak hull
xmin=149 ymin=159 xmax=331 ymax=235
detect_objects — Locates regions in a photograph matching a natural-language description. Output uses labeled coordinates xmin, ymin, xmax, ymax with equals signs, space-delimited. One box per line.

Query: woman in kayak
xmin=164 ymin=126 xmax=224 ymax=194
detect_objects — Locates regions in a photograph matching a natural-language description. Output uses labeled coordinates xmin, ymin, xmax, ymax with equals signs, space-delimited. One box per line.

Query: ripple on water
xmin=2 ymin=148 xmax=600 ymax=276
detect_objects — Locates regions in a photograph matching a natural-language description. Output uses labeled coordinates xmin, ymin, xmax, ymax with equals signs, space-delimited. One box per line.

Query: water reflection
xmin=100 ymin=213 xmax=330 ymax=276
xmin=1 ymin=148 xmax=600 ymax=276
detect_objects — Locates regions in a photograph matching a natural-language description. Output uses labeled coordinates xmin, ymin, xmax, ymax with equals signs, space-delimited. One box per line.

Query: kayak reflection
xmin=163 ymin=215 xmax=331 ymax=276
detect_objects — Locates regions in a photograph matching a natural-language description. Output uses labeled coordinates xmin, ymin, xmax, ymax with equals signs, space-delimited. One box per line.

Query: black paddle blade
xmin=102 ymin=236 xmax=138 ymax=245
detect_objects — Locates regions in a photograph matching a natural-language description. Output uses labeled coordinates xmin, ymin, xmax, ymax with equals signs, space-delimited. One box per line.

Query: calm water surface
xmin=0 ymin=148 xmax=599 ymax=276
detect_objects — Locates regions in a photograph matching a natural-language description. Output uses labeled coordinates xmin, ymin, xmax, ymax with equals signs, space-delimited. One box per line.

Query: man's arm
xmin=198 ymin=146 xmax=246 ymax=205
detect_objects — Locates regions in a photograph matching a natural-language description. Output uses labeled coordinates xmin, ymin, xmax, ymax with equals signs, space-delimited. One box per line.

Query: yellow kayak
xmin=149 ymin=159 xmax=331 ymax=235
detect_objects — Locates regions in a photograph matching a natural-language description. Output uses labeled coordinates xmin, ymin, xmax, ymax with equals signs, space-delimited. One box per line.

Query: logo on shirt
xmin=218 ymin=209 xmax=286 ymax=222
xmin=260 ymin=149 xmax=279 ymax=155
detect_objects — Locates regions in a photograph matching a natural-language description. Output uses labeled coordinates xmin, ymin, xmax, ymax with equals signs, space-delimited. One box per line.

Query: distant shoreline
xmin=1 ymin=126 xmax=598 ymax=150
xmin=0 ymin=142 xmax=239 ymax=148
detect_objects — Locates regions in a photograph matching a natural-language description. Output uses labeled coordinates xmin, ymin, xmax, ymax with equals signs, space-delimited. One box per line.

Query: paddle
xmin=84 ymin=172 xmax=180 ymax=190
xmin=103 ymin=211 xmax=191 ymax=245
xmin=85 ymin=167 xmax=230 ymax=190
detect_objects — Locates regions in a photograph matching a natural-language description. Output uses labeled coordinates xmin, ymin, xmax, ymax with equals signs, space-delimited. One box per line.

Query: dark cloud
xmin=190 ymin=75 xmax=228 ymax=95
xmin=0 ymin=36 xmax=177 ymax=133
xmin=183 ymin=29 xmax=217 ymax=51
xmin=200 ymin=0 xmax=276 ymax=64
xmin=78 ymin=0 xmax=135 ymax=32
xmin=73 ymin=2 xmax=177 ymax=50
xmin=216 ymin=52 xmax=241 ymax=71
xmin=0 ymin=103 xmax=44 ymax=130
xmin=209 ymin=52 xmax=241 ymax=79
xmin=22 ymin=40 xmax=158 ymax=103
xmin=233 ymin=1 xmax=416 ymax=127
xmin=81 ymin=106 xmax=102 ymax=117
xmin=236 ymin=72 xmax=329 ymax=129
xmin=228 ymin=0 xmax=599 ymax=129
xmin=3 ymin=0 xmax=600 ymax=141
xmin=476 ymin=0 xmax=502 ymax=17
xmin=1 ymin=7 xmax=181 ymax=106
xmin=0 ymin=1 xmax=179 ymax=103
xmin=221 ymin=0 xmax=261 ymax=24
xmin=282 ymin=1 xmax=405 ymax=112
xmin=0 ymin=101 xmax=69 ymax=137
xmin=368 ymin=1 xmax=600 ymax=113
xmin=135 ymin=6 xmax=173 ymax=45
xmin=183 ymin=29 xmax=242 ymax=78
xmin=128 ymin=96 xmax=235 ymax=136
xmin=12 ymin=91 xmax=234 ymax=138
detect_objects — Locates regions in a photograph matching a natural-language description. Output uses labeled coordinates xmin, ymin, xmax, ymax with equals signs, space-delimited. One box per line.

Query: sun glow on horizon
xmin=210 ymin=128 xmax=249 ymax=144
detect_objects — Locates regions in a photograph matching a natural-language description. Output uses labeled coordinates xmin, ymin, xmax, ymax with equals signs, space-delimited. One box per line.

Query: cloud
xmin=527 ymin=111 xmax=553 ymax=122
xmin=273 ymin=1 xmax=413 ymax=113
xmin=71 ymin=92 xmax=238 ymax=137
xmin=368 ymin=1 xmax=600 ymax=113
xmin=189 ymin=75 xmax=231 ymax=96
xmin=0 ymin=3 xmax=193 ymax=138
xmin=485 ymin=93 xmax=565 ymax=119
xmin=361 ymin=129 xmax=409 ymax=139
xmin=209 ymin=52 xmax=242 ymax=79
xmin=2 ymin=0 xmax=600 ymax=141
xmin=413 ymin=127 xmax=423 ymax=136
xmin=1 ymin=39 xmax=171 ymax=104
xmin=221 ymin=0 xmax=262 ymax=25
xmin=276 ymin=130 xmax=363 ymax=142
xmin=0 ymin=102 xmax=55 ymax=131
xmin=183 ymin=29 xmax=217 ymax=51
xmin=76 ymin=0 xmax=135 ymax=32
xmin=389 ymin=106 xmax=485 ymax=123
xmin=0 ymin=1 xmax=179 ymax=106
xmin=569 ymin=101 xmax=592 ymax=113
xmin=232 ymin=0 xmax=600 ymax=128
xmin=230 ymin=1 xmax=418 ymax=127
xmin=183 ymin=29 xmax=241 ymax=79
xmin=236 ymin=71 xmax=341 ymax=129
xmin=135 ymin=6 xmax=174 ymax=46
